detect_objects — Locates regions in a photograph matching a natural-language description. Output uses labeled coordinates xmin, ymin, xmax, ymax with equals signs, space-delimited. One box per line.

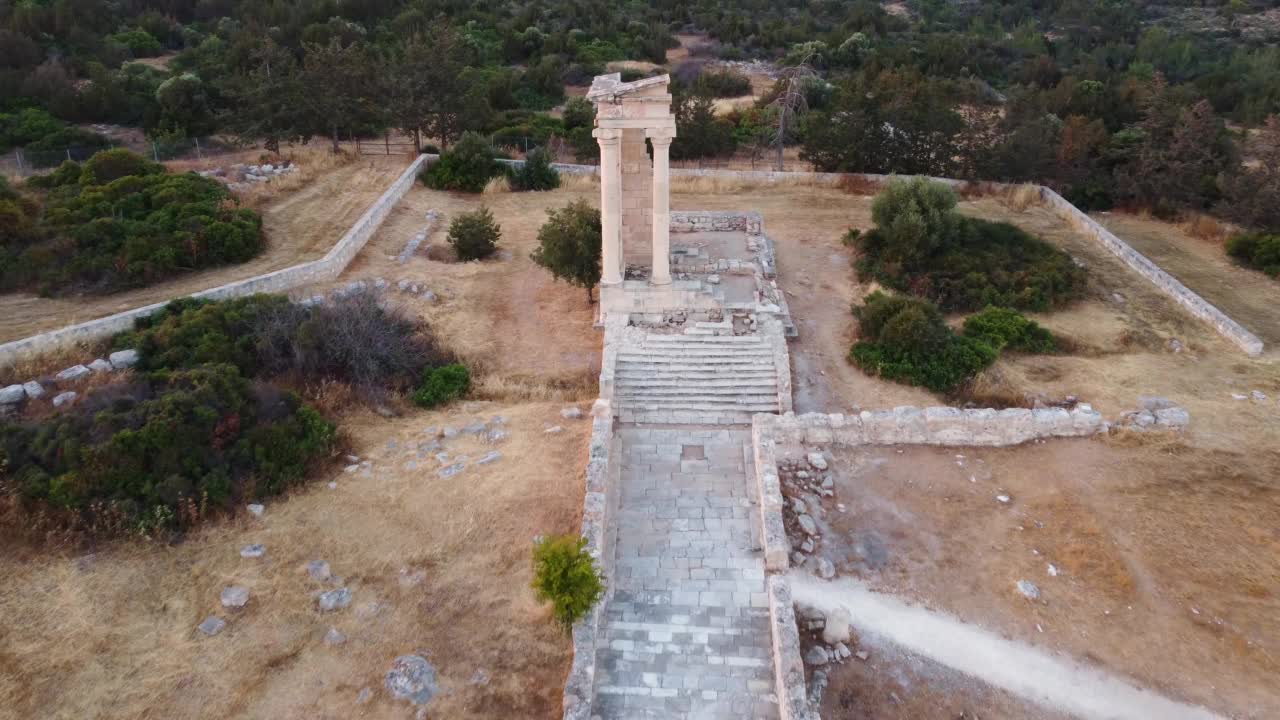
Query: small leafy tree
xmin=531 ymin=534 xmax=605 ymax=630
xmin=962 ymin=306 xmax=1056 ymax=353
xmin=508 ymin=147 xmax=560 ymax=191
xmin=531 ymin=200 xmax=602 ymax=302
xmin=420 ymin=132 xmax=500 ymax=192
xmin=447 ymin=206 xmax=501 ymax=260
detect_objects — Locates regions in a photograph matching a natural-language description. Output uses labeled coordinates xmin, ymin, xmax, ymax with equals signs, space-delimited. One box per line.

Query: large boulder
xmin=0 ymin=385 xmax=24 ymax=405
xmin=56 ymin=365 xmax=91 ymax=383
xmin=384 ymin=655 xmax=438 ymax=705
xmin=22 ymin=381 xmax=44 ymax=399
xmin=821 ymin=607 xmax=852 ymax=645
xmin=109 ymin=349 xmax=139 ymax=369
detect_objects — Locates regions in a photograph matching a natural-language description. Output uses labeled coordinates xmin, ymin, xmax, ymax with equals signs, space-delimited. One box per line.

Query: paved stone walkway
xmin=592 ymin=427 xmax=779 ymax=719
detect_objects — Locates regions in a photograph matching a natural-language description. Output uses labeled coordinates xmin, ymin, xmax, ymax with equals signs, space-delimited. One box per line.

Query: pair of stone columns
xmin=594 ymin=127 xmax=673 ymax=286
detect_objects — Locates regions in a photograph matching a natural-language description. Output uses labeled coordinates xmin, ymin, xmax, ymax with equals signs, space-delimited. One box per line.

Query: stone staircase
xmin=614 ymin=331 xmax=782 ymax=425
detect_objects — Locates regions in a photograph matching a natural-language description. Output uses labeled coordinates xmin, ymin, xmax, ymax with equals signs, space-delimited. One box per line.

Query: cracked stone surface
xmin=591 ymin=427 xmax=779 ymax=719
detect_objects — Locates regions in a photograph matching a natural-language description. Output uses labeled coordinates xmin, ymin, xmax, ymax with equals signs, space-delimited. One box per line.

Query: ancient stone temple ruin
xmin=568 ymin=73 xmax=803 ymax=720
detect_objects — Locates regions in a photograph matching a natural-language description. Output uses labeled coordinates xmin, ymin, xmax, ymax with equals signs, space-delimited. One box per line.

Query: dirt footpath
xmin=0 ymin=155 xmax=410 ymax=345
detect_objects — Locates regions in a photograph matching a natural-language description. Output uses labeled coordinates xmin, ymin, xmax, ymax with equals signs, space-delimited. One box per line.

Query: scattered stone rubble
xmin=297 ymin=276 xmax=438 ymax=307
xmin=397 ymin=210 xmax=441 ymax=263
xmin=201 ymin=161 xmax=300 ymax=191
xmin=1 ymin=347 xmax=140 ymax=414
xmin=1115 ymin=396 xmax=1191 ymax=431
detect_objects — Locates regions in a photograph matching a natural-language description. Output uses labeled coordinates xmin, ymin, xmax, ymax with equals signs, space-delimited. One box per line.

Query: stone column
xmin=648 ymin=130 xmax=674 ymax=285
xmin=594 ymin=128 xmax=623 ymax=285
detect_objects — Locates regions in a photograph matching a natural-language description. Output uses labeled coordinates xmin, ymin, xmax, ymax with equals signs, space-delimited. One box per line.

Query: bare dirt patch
xmin=816 ymin=440 xmax=1279 ymax=719
xmin=0 ymin=154 xmax=410 ymax=346
xmin=0 ymin=400 xmax=590 ymax=720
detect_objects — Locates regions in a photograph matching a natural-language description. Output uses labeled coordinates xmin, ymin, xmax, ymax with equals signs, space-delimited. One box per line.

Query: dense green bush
xmin=849 ymin=292 xmax=997 ymax=393
xmin=0 ymin=363 xmax=335 ymax=533
xmin=110 ymin=28 xmax=165 ymax=57
xmin=120 ymin=292 xmax=443 ymax=391
xmin=962 ymin=306 xmax=1057 ymax=353
xmin=531 ymin=534 xmax=605 ymax=630
xmin=694 ymin=68 xmax=752 ymax=98
xmin=447 ymin=206 xmax=501 ymax=260
xmin=508 ymin=147 xmax=560 ymax=191
xmin=856 ymin=178 xmax=1084 ymax=312
xmin=2 ymin=150 xmax=263 ymax=295
xmin=412 ymin=363 xmax=471 ymax=408
xmin=531 ymin=199 xmax=602 ymax=302
xmin=1225 ymin=233 xmax=1280 ymax=277
xmin=419 ymin=132 xmax=501 ymax=193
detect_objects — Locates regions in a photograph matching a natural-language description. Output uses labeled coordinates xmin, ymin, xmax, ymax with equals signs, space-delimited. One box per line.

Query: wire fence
xmin=8 ymin=136 xmax=231 ymax=176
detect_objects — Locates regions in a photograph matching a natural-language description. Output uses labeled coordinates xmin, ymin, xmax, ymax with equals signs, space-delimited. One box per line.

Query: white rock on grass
xmin=246 ymin=503 xmax=265 ymax=517
xmin=307 ymin=560 xmax=332 ymax=581
xmin=52 ymin=391 xmax=77 ymax=408
xmin=560 ymin=407 xmax=584 ymax=419
xmin=220 ymin=586 xmax=250 ymax=610
xmin=324 ymin=627 xmax=347 ymax=646
xmin=198 ymin=616 xmax=227 ymax=636
xmin=477 ymin=451 xmax=502 ymax=465
xmin=318 ymin=588 xmax=353 ymax=612
xmin=88 ymin=358 xmax=113 ymax=372
xmin=385 ymin=655 xmax=439 ymax=705
xmin=56 ymin=365 xmax=91 ymax=382
xmin=0 ymin=385 xmax=24 ymax=405
xmin=22 ymin=381 xmax=44 ymax=399
xmin=240 ymin=544 xmax=265 ymax=559
xmin=544 ymin=425 xmax=564 ymax=434
xmin=1016 ymin=580 xmax=1041 ymax=600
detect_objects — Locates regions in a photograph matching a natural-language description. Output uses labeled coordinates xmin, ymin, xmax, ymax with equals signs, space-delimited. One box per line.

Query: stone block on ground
xmin=56 ymin=365 xmax=90 ymax=383
xmin=52 ymin=391 xmax=77 ymax=407
xmin=0 ymin=385 xmax=24 ymax=405
xmin=385 ymin=655 xmax=438 ymax=705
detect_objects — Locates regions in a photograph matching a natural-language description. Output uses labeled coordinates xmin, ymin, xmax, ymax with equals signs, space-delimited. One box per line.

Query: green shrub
xmin=110 ymin=28 xmax=164 ymax=57
xmin=508 ymin=147 xmax=560 ymax=191
xmin=531 ymin=534 xmax=605 ymax=630
xmin=962 ymin=306 xmax=1056 ymax=353
xmin=78 ymin=147 xmax=162 ymax=184
xmin=694 ymin=68 xmax=753 ymax=98
xmin=412 ymin=363 xmax=471 ymax=408
xmin=849 ymin=291 xmax=997 ymax=393
xmin=419 ymin=132 xmax=500 ymax=193
xmin=447 ymin=206 xmax=501 ymax=260
xmin=531 ymin=199 xmax=602 ymax=302
xmin=856 ymin=178 xmax=1084 ymax=312
xmin=2 ymin=150 xmax=263 ymax=295
xmin=0 ymin=363 xmax=335 ymax=533
xmin=120 ymin=292 xmax=441 ymax=391
xmin=1226 ymin=232 xmax=1280 ymax=277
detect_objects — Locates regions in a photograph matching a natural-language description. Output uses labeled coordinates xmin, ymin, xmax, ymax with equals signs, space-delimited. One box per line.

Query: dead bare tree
xmin=769 ymin=52 xmax=818 ymax=171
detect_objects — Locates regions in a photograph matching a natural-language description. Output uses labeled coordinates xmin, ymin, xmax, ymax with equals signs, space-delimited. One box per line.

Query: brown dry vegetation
xmin=0 ymin=402 xmax=588 ymax=720
xmin=0 ymin=153 xmax=410 ymax=347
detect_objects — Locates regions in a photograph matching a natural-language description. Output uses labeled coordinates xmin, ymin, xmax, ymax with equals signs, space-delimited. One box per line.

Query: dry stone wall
xmin=0 ymin=155 xmax=429 ymax=368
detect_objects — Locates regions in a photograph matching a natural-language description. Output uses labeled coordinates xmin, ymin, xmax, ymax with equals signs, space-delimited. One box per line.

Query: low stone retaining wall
xmin=1036 ymin=187 xmax=1264 ymax=356
xmin=769 ymin=575 xmax=818 ymax=720
xmin=751 ymin=405 xmax=1106 ymax=575
xmin=562 ymin=323 xmax=622 ymax=720
xmin=0 ymin=155 xmax=429 ymax=368
xmin=670 ymin=210 xmax=763 ymax=234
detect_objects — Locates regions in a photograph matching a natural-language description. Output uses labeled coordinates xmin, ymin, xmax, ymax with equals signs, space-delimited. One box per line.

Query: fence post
xmin=194 ymin=137 xmax=202 ymax=161
xmin=356 ymin=136 xmax=361 ymax=154
xmin=152 ymin=142 xmax=159 ymax=162
xmin=385 ymin=132 xmax=390 ymax=155
xmin=66 ymin=148 xmax=72 ymax=162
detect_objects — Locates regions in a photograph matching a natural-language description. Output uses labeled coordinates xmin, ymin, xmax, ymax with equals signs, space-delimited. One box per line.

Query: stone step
xmin=615 ymin=370 xmax=778 ymax=381
xmin=617 ymin=356 xmax=774 ymax=366
xmin=615 ymin=378 xmax=778 ymax=390
xmin=616 ymin=386 xmax=777 ymax=398
xmin=620 ymin=409 xmax=767 ymax=425
xmin=643 ymin=334 xmax=763 ymax=344
xmin=616 ymin=399 xmax=780 ymax=412
xmin=616 ymin=348 xmax=768 ymax=358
